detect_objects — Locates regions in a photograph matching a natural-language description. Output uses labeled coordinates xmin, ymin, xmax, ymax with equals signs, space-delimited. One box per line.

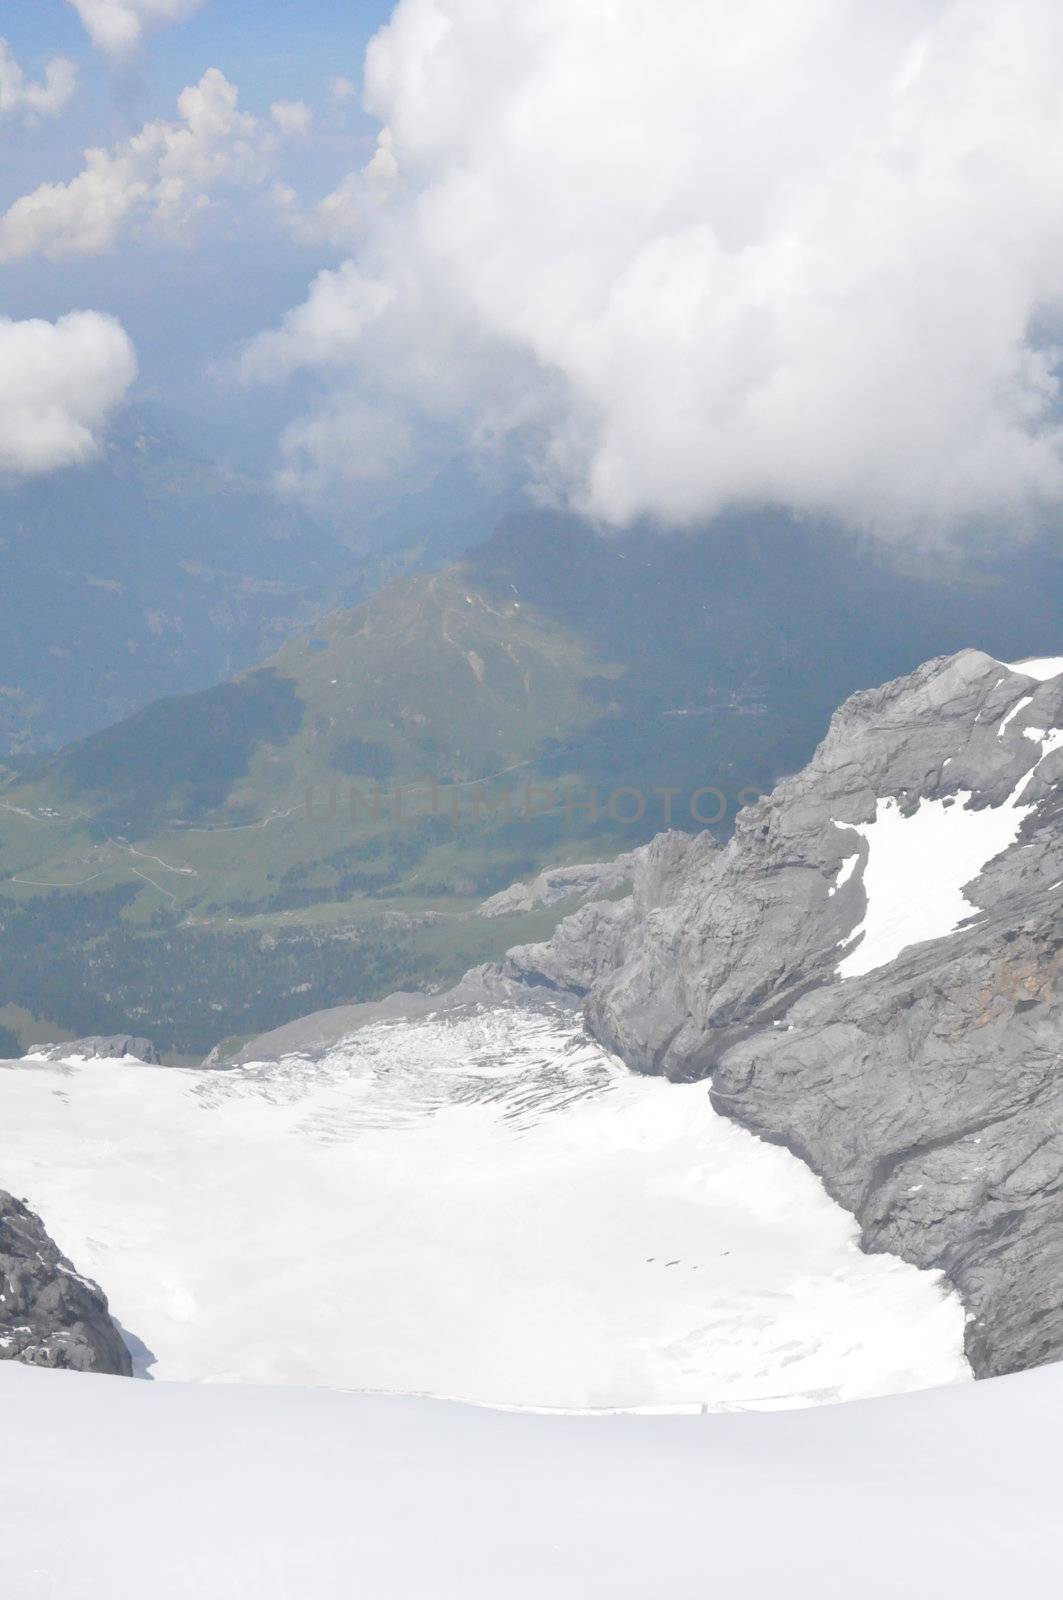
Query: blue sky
xmin=1 ymin=1 xmax=397 ymax=470
xmin=2 ymin=2 xmax=394 ymax=103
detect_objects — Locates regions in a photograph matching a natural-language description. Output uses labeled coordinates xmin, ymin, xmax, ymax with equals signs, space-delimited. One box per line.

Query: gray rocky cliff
xmin=0 ymin=1191 xmax=132 ymax=1375
xmin=502 ymin=648 xmax=1063 ymax=1377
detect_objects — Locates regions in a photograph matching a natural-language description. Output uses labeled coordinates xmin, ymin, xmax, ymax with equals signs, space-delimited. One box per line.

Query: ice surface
xmin=0 ymin=1007 xmax=968 ymax=1410
xmin=1 ymin=1359 xmax=1060 ymax=1599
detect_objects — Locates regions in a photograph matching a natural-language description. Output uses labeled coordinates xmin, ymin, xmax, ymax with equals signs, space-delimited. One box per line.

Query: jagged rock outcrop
xmin=477 ymin=853 xmax=638 ymax=918
xmin=502 ymin=649 xmax=1063 ymax=1377
xmin=503 ymin=829 xmax=716 ymax=1016
xmin=0 ymin=1191 xmax=132 ymax=1374
xmin=33 ymin=1035 xmax=160 ymax=1065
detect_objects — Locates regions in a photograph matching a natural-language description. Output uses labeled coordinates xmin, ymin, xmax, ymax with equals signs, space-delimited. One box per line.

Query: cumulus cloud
xmin=270 ymin=172 xmax=362 ymax=248
xmin=244 ymin=0 xmax=1063 ymax=538
xmin=270 ymin=100 xmax=313 ymax=138
xmin=0 ymin=312 xmax=137 ymax=475
xmin=0 ymin=39 xmax=77 ymax=122
xmin=241 ymin=264 xmax=395 ymax=378
xmin=68 ymin=0 xmax=206 ymax=55
xmin=0 ymin=69 xmax=268 ymax=261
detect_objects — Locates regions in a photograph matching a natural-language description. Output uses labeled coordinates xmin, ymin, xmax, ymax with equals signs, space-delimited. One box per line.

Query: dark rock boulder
xmin=0 ymin=1191 xmax=132 ymax=1375
xmin=34 ymin=1035 xmax=161 ymax=1065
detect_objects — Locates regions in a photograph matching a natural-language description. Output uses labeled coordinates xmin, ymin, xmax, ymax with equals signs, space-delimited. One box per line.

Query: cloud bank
xmin=0 ymin=69 xmax=273 ymax=262
xmin=0 ymin=39 xmax=77 ymax=122
xmin=68 ymin=0 xmax=206 ymax=55
xmin=0 ymin=312 xmax=137 ymax=475
xmin=245 ymin=0 xmax=1063 ymax=538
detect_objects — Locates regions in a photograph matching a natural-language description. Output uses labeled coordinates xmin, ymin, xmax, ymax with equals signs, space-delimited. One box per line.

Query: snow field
xmin=0 ymin=1006 xmax=968 ymax=1409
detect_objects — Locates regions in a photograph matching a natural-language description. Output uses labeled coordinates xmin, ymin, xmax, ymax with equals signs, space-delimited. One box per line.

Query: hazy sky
xmin=5 ymin=1 xmax=1063 ymax=541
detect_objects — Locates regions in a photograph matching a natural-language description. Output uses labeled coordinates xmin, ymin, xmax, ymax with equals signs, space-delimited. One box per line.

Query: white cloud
xmin=270 ymin=100 xmax=313 ymax=138
xmin=0 ymin=39 xmax=77 ymax=122
xmin=269 ymin=169 xmax=368 ymax=249
xmin=329 ymin=76 xmax=357 ymax=104
xmin=68 ymin=0 xmax=206 ymax=55
xmin=244 ymin=0 xmax=1063 ymax=538
xmin=0 ymin=311 xmax=137 ymax=475
xmin=0 ymin=69 xmax=268 ymax=262
xmin=277 ymin=395 xmax=414 ymax=501
xmin=241 ymin=262 xmax=396 ymax=381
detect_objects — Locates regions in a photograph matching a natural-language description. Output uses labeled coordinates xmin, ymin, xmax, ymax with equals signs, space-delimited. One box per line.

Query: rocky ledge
xmin=0 ymin=1191 xmax=132 ymax=1375
xmin=477 ymin=853 xmax=638 ymax=918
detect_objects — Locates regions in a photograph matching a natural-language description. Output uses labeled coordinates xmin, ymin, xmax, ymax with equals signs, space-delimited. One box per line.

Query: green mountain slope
xmin=0 ymin=410 xmax=504 ymax=757
xmin=3 ymin=511 xmax=1063 ymax=1056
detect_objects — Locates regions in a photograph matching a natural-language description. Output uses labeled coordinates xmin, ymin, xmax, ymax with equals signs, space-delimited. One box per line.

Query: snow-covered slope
xmin=1006 ymin=655 xmax=1063 ymax=679
xmin=4 ymin=1358 xmax=1062 ymax=1599
xmin=0 ymin=1003 xmax=967 ymax=1409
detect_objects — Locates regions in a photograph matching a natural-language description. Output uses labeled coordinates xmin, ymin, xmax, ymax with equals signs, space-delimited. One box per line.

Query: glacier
xmin=1 ymin=1003 xmax=967 ymax=1409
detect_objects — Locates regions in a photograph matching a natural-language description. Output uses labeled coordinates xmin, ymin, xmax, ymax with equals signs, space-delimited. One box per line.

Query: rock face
xmin=477 ymin=854 xmax=639 ymax=918
xmin=504 ymin=830 xmax=718 ymax=1022
xmin=0 ymin=1191 xmax=132 ymax=1374
xmin=503 ymin=650 xmax=1063 ymax=1379
xmin=34 ymin=1035 xmax=160 ymax=1065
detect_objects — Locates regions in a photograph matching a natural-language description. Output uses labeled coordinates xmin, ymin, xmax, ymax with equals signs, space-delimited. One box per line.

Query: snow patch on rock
xmin=998 ymin=693 xmax=1033 ymax=736
xmin=837 ymin=789 xmax=1031 ymax=978
xmin=1004 ymin=656 xmax=1063 ymax=681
